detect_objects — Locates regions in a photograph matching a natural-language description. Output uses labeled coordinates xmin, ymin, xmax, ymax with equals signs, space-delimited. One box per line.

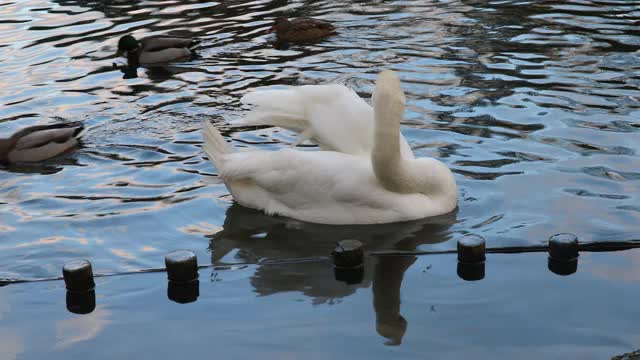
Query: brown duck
xmin=270 ymin=17 xmax=336 ymax=43
xmin=0 ymin=123 xmax=84 ymax=164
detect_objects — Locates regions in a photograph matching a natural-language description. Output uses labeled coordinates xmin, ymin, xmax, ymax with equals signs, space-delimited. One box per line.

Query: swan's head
xmin=372 ymin=70 xmax=405 ymax=117
xmin=410 ymin=157 xmax=458 ymax=202
xmin=376 ymin=69 xmax=401 ymax=89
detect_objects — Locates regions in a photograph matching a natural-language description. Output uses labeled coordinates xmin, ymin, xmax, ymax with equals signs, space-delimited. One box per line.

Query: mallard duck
xmin=202 ymin=70 xmax=457 ymax=225
xmin=0 ymin=123 xmax=84 ymax=164
xmin=117 ymin=34 xmax=201 ymax=66
xmin=269 ymin=17 xmax=336 ymax=43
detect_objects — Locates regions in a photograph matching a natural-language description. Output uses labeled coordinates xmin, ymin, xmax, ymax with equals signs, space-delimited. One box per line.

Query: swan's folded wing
xmin=217 ymin=148 xmax=435 ymax=224
xmin=236 ymin=84 xmax=374 ymax=155
xmin=221 ymin=149 xmax=337 ymax=194
xmin=219 ymin=149 xmax=371 ymax=209
xmin=235 ymin=83 xmax=414 ymax=158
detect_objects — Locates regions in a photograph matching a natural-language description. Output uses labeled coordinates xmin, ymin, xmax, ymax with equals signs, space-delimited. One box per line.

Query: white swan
xmin=233 ymin=81 xmax=414 ymax=158
xmin=203 ymin=70 xmax=457 ymax=225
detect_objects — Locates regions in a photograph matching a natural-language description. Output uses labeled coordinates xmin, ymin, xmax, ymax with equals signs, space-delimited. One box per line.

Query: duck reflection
xmin=208 ymin=203 xmax=457 ymax=344
xmin=115 ymin=62 xmax=203 ymax=81
xmin=1 ymin=155 xmax=82 ymax=175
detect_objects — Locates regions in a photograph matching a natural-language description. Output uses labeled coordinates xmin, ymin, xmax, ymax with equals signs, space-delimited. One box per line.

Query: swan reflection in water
xmin=207 ymin=203 xmax=458 ymax=345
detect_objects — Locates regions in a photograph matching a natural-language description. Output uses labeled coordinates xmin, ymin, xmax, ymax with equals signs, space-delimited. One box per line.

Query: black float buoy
xmin=63 ymin=259 xmax=95 ymax=292
xmin=332 ymin=239 xmax=364 ymax=269
xmin=457 ymin=235 xmax=486 ymax=264
xmin=165 ymin=250 xmax=199 ymax=304
xmin=332 ymin=240 xmax=364 ymax=284
xmin=457 ymin=235 xmax=486 ymax=281
xmin=63 ymin=259 xmax=96 ymax=314
xmin=548 ymin=233 xmax=579 ymax=276
xmin=548 ymin=233 xmax=579 ymax=261
xmin=165 ymin=250 xmax=199 ymax=283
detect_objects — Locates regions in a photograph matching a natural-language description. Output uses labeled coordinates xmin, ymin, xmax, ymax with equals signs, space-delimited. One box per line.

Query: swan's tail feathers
xmin=202 ymin=121 xmax=232 ymax=170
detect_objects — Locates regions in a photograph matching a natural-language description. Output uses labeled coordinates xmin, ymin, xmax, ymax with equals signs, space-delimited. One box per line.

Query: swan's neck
xmin=371 ymin=72 xmax=415 ymax=193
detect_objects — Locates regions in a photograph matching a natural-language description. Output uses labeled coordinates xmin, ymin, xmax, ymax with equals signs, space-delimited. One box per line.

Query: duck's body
xmin=203 ymin=70 xmax=457 ymax=225
xmin=0 ymin=123 xmax=84 ymax=164
xmin=234 ymin=83 xmax=413 ymax=158
xmin=270 ymin=17 xmax=336 ymax=43
xmin=117 ymin=34 xmax=200 ymax=65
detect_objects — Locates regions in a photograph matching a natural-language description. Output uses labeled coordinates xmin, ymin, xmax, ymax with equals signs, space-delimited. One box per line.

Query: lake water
xmin=0 ymin=0 xmax=639 ymax=357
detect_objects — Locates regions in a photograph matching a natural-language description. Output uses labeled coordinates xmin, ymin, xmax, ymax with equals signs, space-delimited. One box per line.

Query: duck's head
xmin=117 ymin=35 xmax=139 ymax=54
xmin=269 ymin=17 xmax=289 ymax=33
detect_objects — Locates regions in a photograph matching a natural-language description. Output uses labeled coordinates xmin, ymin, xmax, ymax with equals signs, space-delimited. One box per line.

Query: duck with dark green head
xmin=117 ymin=34 xmax=201 ymax=66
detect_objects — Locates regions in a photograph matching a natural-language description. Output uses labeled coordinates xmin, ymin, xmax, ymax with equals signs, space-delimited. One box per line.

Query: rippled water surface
xmin=0 ymin=0 xmax=639 ymax=356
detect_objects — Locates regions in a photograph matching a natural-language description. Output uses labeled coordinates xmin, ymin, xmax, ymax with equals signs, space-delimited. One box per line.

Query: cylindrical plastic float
xmin=332 ymin=239 xmax=364 ymax=284
xmin=165 ymin=250 xmax=200 ymax=304
xmin=457 ymin=235 xmax=486 ymax=281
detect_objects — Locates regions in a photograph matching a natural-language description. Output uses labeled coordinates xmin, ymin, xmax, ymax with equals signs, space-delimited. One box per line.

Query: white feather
xmin=202 ymin=121 xmax=231 ymax=169
xmin=234 ymin=83 xmax=414 ymax=158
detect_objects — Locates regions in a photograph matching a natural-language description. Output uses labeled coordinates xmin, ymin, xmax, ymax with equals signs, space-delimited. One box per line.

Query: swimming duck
xmin=0 ymin=123 xmax=84 ymax=164
xmin=269 ymin=17 xmax=336 ymax=43
xmin=117 ymin=34 xmax=201 ymax=66
xmin=202 ymin=70 xmax=457 ymax=225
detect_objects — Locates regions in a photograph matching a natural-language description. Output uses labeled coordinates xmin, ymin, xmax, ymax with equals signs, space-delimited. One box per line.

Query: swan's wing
xmin=220 ymin=148 xmax=352 ymax=199
xmin=217 ymin=148 xmax=428 ymax=224
xmin=235 ymin=84 xmax=372 ymax=155
xmin=235 ymin=84 xmax=414 ymax=158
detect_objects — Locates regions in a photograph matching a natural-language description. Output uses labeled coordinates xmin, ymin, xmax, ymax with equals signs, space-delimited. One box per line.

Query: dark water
xmin=0 ymin=0 xmax=639 ymax=356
